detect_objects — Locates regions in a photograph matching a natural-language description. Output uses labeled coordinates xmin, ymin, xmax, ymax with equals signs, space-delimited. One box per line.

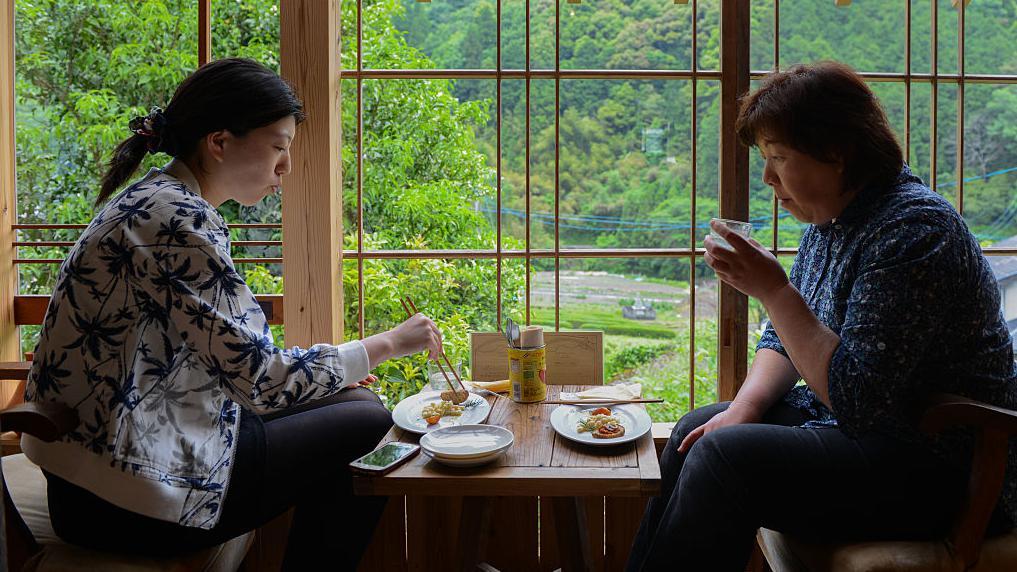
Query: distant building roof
xmin=988 ymin=236 xmax=1017 ymax=283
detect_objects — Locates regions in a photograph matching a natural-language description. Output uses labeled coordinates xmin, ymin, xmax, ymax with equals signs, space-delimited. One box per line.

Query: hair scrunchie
xmin=128 ymin=107 xmax=168 ymax=154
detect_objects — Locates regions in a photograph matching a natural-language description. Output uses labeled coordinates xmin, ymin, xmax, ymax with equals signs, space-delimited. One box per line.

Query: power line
xmin=481 ymin=164 xmax=1016 ymax=235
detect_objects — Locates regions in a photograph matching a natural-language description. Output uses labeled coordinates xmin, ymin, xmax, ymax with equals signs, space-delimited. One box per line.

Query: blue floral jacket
xmin=23 ymin=163 xmax=369 ymax=529
xmin=757 ymin=166 xmax=1017 ymax=526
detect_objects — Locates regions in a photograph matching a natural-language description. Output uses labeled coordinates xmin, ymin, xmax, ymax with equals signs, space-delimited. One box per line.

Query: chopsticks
xmin=542 ymin=398 xmax=665 ymax=405
xmin=399 ymin=296 xmax=469 ymax=395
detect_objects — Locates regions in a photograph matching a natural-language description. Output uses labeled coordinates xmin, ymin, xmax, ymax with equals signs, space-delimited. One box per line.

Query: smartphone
xmin=349 ymin=442 xmax=421 ymax=475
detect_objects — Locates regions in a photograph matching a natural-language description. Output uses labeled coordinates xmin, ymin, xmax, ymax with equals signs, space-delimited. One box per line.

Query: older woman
xmin=627 ymin=61 xmax=1017 ymax=571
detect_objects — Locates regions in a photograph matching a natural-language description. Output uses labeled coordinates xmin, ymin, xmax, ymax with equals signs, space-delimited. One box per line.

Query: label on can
xmin=508 ymin=345 xmax=546 ymax=403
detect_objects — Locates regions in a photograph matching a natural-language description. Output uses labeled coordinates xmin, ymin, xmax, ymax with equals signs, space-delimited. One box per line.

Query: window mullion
xmin=718 ymin=0 xmax=751 ymax=401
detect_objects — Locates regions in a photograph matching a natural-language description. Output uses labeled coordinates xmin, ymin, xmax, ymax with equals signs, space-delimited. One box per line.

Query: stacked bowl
xmin=419 ymin=424 xmax=514 ymax=467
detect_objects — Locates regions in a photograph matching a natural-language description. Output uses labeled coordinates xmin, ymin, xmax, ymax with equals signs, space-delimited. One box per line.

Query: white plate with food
xmin=392 ymin=390 xmax=491 ymax=435
xmin=549 ymin=404 xmax=652 ymax=446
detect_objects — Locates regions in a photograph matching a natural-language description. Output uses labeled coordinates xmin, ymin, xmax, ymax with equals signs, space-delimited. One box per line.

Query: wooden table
xmin=354 ymin=385 xmax=661 ymax=572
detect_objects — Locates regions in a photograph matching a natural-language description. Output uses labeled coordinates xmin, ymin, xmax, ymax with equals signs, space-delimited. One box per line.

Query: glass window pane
xmin=986 ymin=256 xmax=1017 ymax=348
xmin=697 ymin=0 xmax=721 ymax=72
xmin=910 ymin=0 xmax=932 ymax=75
xmin=362 ymin=258 xmax=500 ymax=407
xmin=936 ymin=82 xmax=960 ymax=207
xmin=360 ymin=79 xmax=497 ymax=251
xmin=554 ymin=257 xmax=693 ymax=422
xmin=526 ymin=79 xmax=555 ymax=250
xmin=560 ymin=0 xmax=694 ymax=71
xmin=693 ymin=261 xmax=719 ymax=410
xmin=963 ymin=0 xmax=1016 ymax=76
xmin=500 ymin=80 xmax=527 ymax=249
xmin=360 ymin=0 xmax=498 ymax=70
xmin=501 ymin=257 xmax=527 ymax=327
xmin=341 ymin=78 xmax=361 ymax=244
xmin=870 ymin=82 xmax=908 ymax=154
xmin=750 ymin=0 xmax=776 ymax=72
xmin=558 ymin=79 xmax=692 ymax=250
xmin=909 ymin=81 xmax=933 ymax=183
xmin=213 ymin=0 xmax=280 ymax=68
xmin=14 ymin=1 xmax=197 ymax=297
xmin=695 ymin=80 xmax=721 ymax=247
xmin=778 ymin=0 xmax=906 ymax=74
xmin=964 ymin=84 xmax=1017 ymax=243
xmin=936 ymin=0 xmax=959 ymax=76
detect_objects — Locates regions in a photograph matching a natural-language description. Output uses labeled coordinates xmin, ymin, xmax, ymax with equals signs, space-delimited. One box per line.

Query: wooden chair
xmin=757 ymin=393 xmax=1017 ymax=572
xmin=1 ymin=363 xmax=254 ymax=572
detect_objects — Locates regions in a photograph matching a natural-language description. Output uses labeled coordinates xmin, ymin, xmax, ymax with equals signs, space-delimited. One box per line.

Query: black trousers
xmin=625 ymin=401 xmax=969 ymax=572
xmin=46 ymin=387 xmax=393 ymax=571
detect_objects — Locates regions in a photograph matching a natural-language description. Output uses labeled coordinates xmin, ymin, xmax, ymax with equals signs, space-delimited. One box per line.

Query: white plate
xmin=392 ymin=390 xmax=491 ymax=435
xmin=549 ymin=404 xmax=652 ymax=446
xmin=422 ymin=448 xmax=506 ymax=468
xmin=420 ymin=425 xmax=514 ymax=459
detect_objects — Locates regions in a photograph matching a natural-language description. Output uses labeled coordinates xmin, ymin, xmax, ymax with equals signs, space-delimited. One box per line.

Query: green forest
xmin=12 ymin=0 xmax=1017 ymax=420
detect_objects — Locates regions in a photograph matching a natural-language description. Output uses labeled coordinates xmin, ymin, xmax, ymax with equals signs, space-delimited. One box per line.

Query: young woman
xmin=627 ymin=61 xmax=1017 ymax=571
xmin=23 ymin=58 xmax=439 ymax=570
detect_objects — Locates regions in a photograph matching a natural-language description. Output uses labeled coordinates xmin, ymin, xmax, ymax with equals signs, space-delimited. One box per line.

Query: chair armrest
xmin=919 ymin=392 xmax=1017 ymax=569
xmin=921 ymin=393 xmax=1017 ymax=436
xmin=0 ymin=361 xmax=32 ymax=381
xmin=0 ymin=402 xmax=79 ymax=442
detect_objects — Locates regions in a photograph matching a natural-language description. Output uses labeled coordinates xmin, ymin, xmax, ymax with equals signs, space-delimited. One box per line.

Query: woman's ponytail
xmin=97 ymin=107 xmax=172 ymax=207
xmin=97 ymin=135 xmax=150 ymax=206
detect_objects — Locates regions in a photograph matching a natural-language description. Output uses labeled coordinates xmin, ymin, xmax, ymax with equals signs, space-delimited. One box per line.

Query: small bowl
xmin=420 ymin=424 xmax=514 ymax=459
xmin=422 ymin=448 xmax=507 ymax=468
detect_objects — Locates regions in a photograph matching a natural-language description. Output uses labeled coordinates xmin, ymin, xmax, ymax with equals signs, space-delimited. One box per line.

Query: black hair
xmin=97 ymin=58 xmax=305 ymax=206
xmin=735 ymin=61 xmax=903 ymax=192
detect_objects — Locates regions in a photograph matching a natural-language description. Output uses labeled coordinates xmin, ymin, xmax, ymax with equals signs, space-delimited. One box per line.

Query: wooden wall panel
xmin=280 ymin=0 xmax=343 ymax=346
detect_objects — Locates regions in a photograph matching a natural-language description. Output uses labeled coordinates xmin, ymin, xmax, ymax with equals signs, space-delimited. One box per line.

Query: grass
xmin=531 ymin=304 xmax=679 ymax=339
xmin=604 ymin=320 xmax=721 ymax=422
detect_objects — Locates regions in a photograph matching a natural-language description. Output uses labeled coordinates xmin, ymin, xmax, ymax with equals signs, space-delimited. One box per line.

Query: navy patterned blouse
xmin=756 ymin=166 xmax=1017 ymax=525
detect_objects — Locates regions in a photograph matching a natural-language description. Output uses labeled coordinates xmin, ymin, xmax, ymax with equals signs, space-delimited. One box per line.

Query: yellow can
xmin=508 ymin=345 xmax=547 ymax=403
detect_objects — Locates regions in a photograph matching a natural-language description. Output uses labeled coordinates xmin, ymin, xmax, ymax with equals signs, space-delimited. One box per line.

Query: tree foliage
xmin=13 ymin=0 xmax=1017 ymax=408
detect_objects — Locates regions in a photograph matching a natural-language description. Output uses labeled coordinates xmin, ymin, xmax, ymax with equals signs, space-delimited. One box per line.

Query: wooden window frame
xmin=7 ymin=1 xmax=1017 ymax=405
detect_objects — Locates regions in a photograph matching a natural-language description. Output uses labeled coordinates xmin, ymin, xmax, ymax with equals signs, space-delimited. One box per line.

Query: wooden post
xmin=718 ymin=0 xmax=750 ymax=401
xmin=1 ymin=0 xmax=19 ymax=361
xmin=279 ymin=0 xmax=343 ymax=346
xmin=198 ymin=0 xmax=211 ymax=66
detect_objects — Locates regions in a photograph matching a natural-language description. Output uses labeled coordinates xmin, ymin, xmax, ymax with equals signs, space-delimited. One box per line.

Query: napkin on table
xmin=562 ymin=383 xmax=642 ymax=401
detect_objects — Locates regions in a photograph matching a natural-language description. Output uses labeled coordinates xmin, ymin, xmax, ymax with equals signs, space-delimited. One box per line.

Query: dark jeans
xmin=626 ymin=401 xmax=969 ymax=572
xmin=46 ymin=387 xmax=393 ymax=571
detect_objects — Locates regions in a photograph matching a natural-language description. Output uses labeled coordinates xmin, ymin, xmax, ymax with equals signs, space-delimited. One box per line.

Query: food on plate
xmin=593 ymin=422 xmax=626 ymax=439
xmin=576 ymin=408 xmax=621 ymax=434
xmin=421 ymin=400 xmax=465 ymax=425
xmin=440 ymin=388 xmax=469 ymax=404
xmin=469 ymin=379 xmax=510 ymax=393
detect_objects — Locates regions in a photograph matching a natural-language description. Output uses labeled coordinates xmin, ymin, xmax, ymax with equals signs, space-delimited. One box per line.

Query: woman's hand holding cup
xmin=704 ymin=218 xmax=789 ymax=305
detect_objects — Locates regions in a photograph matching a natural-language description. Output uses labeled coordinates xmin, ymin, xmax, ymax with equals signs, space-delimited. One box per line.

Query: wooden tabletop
xmin=353 ymin=385 xmax=661 ymax=498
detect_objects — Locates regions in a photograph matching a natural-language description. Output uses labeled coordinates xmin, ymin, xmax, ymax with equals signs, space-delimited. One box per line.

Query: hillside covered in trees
xmin=12 ymin=0 xmax=1017 ymax=416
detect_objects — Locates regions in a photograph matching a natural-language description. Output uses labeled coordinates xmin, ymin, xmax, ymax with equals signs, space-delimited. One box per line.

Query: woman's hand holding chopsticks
xmin=361 ymin=312 xmax=443 ymax=369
